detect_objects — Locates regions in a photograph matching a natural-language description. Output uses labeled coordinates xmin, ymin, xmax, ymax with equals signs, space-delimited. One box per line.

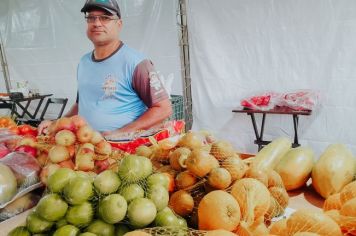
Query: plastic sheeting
xmin=0 ymin=0 xmax=182 ymax=117
xmin=187 ymin=0 xmax=356 ymax=155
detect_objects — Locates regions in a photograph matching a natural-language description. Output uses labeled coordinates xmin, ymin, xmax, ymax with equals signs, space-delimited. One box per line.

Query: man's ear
xmin=117 ymin=19 xmax=123 ymax=29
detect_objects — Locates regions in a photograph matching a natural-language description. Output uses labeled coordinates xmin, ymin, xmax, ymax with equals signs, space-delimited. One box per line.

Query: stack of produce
xmin=7 ymin=125 xmax=356 ymax=235
xmin=269 ymin=209 xmax=343 ymax=236
xmin=0 ymin=121 xmax=38 ymax=159
xmin=0 ymin=116 xmax=19 ymax=134
xmin=269 ymin=143 xmax=356 ymax=236
xmin=131 ymin=131 xmax=291 ymax=235
xmin=0 ymin=152 xmax=41 ymax=207
xmin=322 ymin=180 xmax=356 ymax=235
xmin=18 ymin=116 xmax=125 ymax=184
xmin=9 ymin=153 xmax=187 ymax=236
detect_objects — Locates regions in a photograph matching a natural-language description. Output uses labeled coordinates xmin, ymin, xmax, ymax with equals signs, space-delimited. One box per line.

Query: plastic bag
xmin=0 ymin=152 xmax=41 ymax=209
xmin=0 ymin=128 xmax=21 ymax=153
xmin=106 ymin=120 xmax=185 ymax=153
xmin=240 ymin=91 xmax=282 ymax=111
xmin=240 ymin=90 xmax=319 ymax=111
xmin=280 ymin=90 xmax=320 ymax=111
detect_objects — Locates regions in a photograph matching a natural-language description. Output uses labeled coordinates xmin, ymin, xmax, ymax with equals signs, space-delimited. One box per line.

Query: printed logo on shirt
xmin=102 ymin=74 xmax=118 ymax=99
xmin=149 ymin=71 xmax=165 ymax=96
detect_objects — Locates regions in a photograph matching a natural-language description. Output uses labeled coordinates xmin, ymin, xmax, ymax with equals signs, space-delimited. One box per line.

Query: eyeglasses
xmin=85 ymin=15 xmax=119 ymax=24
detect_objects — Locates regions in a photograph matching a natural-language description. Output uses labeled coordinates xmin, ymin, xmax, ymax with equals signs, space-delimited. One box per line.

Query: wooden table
xmin=0 ymin=94 xmax=52 ymax=119
xmin=232 ymin=106 xmax=312 ymax=150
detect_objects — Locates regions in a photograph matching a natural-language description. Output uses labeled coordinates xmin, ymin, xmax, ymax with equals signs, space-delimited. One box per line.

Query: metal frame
xmin=178 ymin=0 xmax=193 ymax=130
xmin=233 ymin=107 xmax=312 ymax=151
xmin=0 ymin=32 xmax=11 ymax=93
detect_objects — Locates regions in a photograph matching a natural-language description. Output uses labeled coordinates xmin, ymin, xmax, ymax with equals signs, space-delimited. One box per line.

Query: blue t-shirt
xmin=77 ymin=44 xmax=149 ymax=132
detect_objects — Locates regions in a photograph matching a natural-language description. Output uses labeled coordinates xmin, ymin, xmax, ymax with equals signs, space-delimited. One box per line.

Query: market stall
xmin=0 ymin=119 xmax=354 ymax=235
xmin=1 ymin=0 xmax=356 ymax=235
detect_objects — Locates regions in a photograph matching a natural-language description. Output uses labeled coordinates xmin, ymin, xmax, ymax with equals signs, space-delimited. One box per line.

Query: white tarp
xmin=1 ymin=0 xmax=356 ymax=156
xmin=187 ymin=0 xmax=356 ymax=155
xmin=0 ymin=0 xmax=182 ymax=117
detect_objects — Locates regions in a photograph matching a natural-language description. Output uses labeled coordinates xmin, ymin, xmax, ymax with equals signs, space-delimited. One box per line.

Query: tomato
xmin=147 ymin=173 xmax=170 ymax=190
xmin=18 ymin=124 xmax=38 ymax=137
xmin=26 ymin=211 xmax=54 ymax=234
xmin=147 ymin=184 xmax=169 ymax=211
xmin=118 ymin=155 xmax=153 ymax=183
xmin=86 ymin=220 xmax=115 ymax=236
xmin=127 ymin=198 xmax=157 ymax=228
xmin=93 ymin=170 xmax=121 ymax=194
xmin=36 ymin=194 xmax=68 ymax=222
xmin=119 ymin=184 xmax=144 ymax=203
xmin=63 ymin=177 xmax=94 ymax=205
xmin=47 ymin=168 xmax=77 ymax=193
xmin=98 ymin=194 xmax=127 ymax=224
xmin=8 ymin=226 xmax=31 ymax=236
xmin=66 ymin=202 xmax=94 ymax=227
xmin=53 ymin=225 xmax=79 ymax=236
xmin=154 ymin=207 xmax=180 ymax=227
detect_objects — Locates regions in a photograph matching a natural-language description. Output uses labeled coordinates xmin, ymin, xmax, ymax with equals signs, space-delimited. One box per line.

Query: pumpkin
xmin=312 ymin=144 xmax=355 ymax=199
xmin=275 ymin=147 xmax=314 ymax=191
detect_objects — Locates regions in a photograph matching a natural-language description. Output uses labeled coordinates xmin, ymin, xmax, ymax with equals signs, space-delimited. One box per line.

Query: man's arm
xmin=64 ymin=103 xmax=78 ymax=117
xmin=38 ymin=103 xmax=78 ymax=134
xmin=102 ymin=99 xmax=172 ymax=136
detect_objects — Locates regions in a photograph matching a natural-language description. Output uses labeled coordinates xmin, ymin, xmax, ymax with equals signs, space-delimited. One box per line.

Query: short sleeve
xmin=132 ymin=59 xmax=169 ymax=108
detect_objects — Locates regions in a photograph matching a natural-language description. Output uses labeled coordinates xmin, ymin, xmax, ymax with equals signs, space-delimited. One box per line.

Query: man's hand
xmin=38 ymin=120 xmax=53 ymax=135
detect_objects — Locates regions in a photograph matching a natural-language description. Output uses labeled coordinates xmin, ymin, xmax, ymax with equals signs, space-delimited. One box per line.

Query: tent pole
xmin=178 ymin=0 xmax=193 ymax=130
xmin=0 ymin=32 xmax=11 ymax=93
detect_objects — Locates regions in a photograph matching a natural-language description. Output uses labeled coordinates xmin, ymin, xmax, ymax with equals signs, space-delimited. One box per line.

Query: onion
xmin=269 ymin=219 xmax=287 ymax=235
xmin=235 ymin=219 xmax=269 ymax=236
xmin=323 ymin=193 xmax=342 ymax=211
xmin=245 ymin=167 xmax=268 ymax=187
xmin=230 ymin=178 xmax=270 ymax=224
xmin=340 ymin=181 xmax=356 ymax=205
xmin=169 ymin=190 xmax=194 ymax=217
xmin=210 ymin=140 xmax=235 ymax=161
xmin=267 ymin=170 xmax=284 ymax=188
xmin=186 ymin=149 xmax=219 ymax=178
xmin=286 ymin=209 xmax=342 ymax=236
xmin=221 ymin=155 xmax=247 ymax=181
xmin=177 ymin=131 xmax=205 ymax=150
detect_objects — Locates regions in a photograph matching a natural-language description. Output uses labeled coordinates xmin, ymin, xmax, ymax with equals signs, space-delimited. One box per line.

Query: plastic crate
xmin=170 ymin=95 xmax=184 ymax=120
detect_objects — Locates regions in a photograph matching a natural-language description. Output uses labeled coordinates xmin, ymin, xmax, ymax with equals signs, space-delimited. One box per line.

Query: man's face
xmin=85 ymin=10 xmax=122 ymax=46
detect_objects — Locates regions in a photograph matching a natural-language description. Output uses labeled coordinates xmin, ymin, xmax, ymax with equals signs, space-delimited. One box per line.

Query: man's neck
xmin=94 ymin=40 xmax=121 ymax=60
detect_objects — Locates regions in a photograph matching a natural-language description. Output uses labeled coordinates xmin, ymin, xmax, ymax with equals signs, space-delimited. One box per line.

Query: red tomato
xmin=18 ymin=124 xmax=38 ymax=137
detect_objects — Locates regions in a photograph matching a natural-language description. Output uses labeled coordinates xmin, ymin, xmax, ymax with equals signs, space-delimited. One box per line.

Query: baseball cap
xmin=81 ymin=0 xmax=121 ymax=18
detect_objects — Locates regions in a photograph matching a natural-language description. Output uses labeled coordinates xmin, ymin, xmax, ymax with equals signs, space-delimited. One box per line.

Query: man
xmin=39 ymin=0 xmax=172 ymax=137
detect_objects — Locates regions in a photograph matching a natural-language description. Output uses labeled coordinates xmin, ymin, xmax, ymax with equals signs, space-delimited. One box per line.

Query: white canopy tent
xmin=1 ymin=0 xmax=355 ymax=155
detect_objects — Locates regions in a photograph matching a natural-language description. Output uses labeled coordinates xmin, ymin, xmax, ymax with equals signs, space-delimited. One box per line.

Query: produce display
xmin=8 ymin=154 xmax=189 ymax=235
xmin=2 ymin=117 xmax=356 ymax=236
